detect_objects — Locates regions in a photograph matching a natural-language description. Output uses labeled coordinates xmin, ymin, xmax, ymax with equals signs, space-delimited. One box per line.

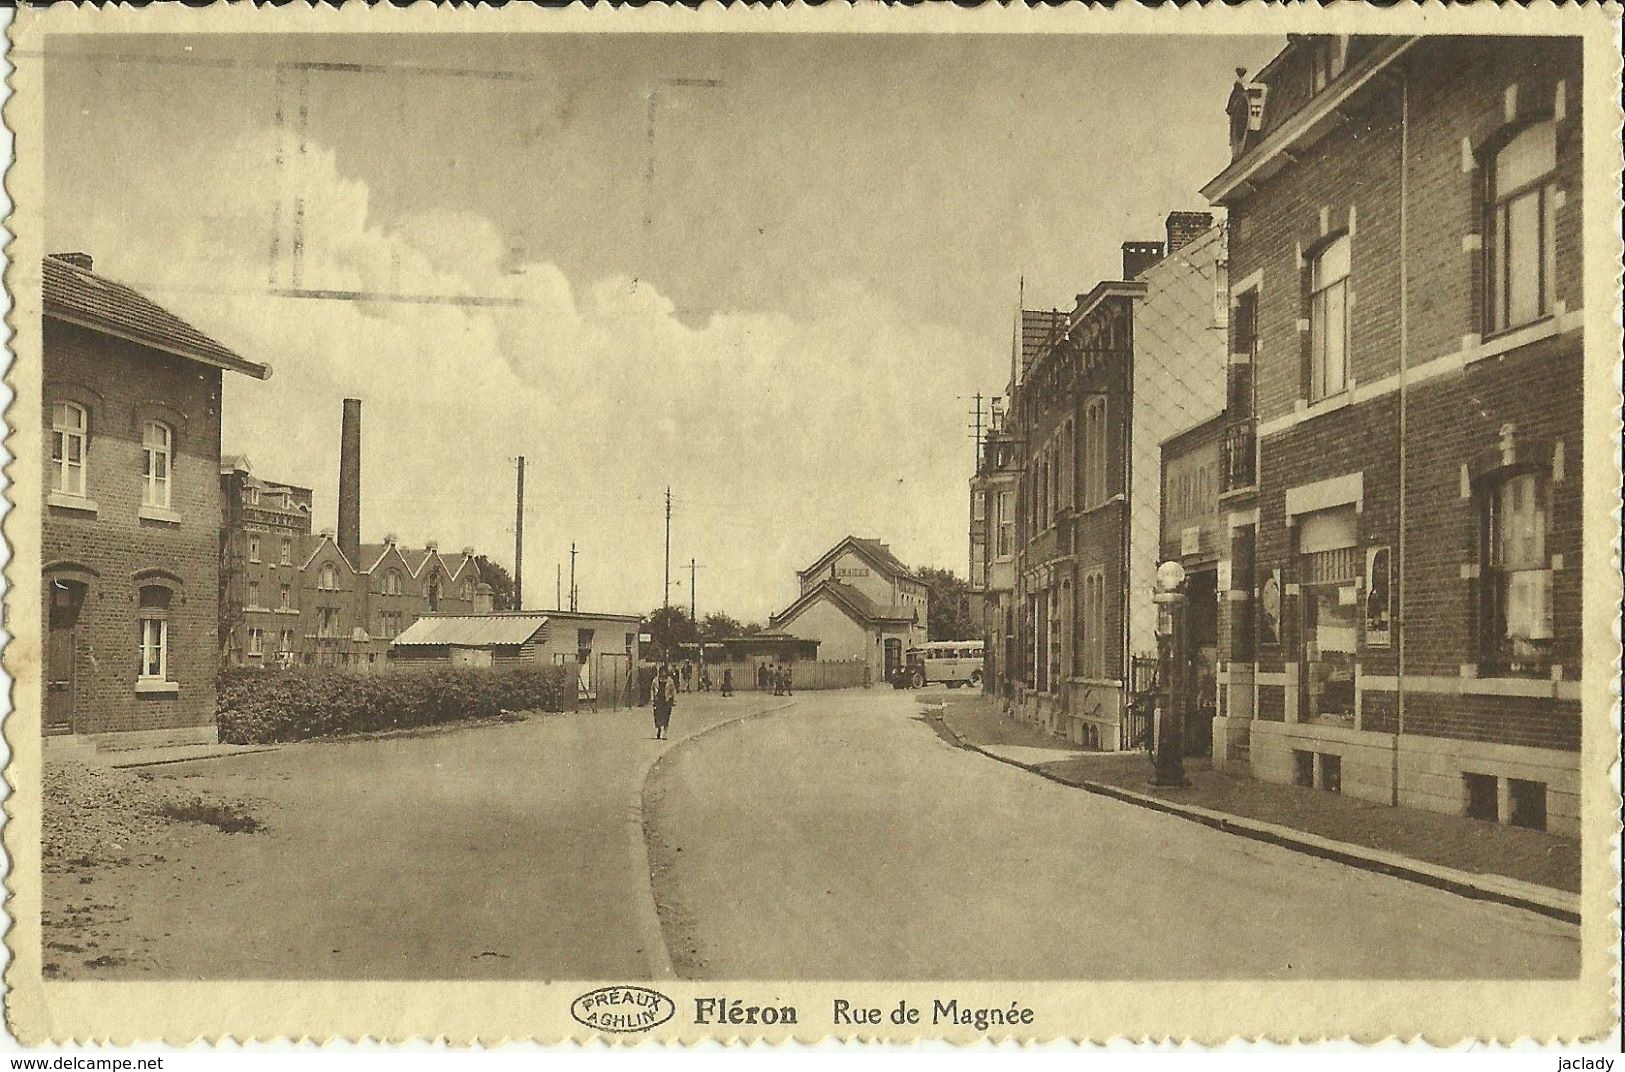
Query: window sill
xmin=1470 ymin=312 xmax=1570 ymax=365
xmin=274 ymin=608 xmax=301 ymax=615
xmin=47 ymin=492 xmax=98 ymax=515
xmin=1295 ymin=389 xmax=1353 ymax=423
xmin=135 ymin=679 xmax=180 ymax=695
xmin=138 ymin=504 xmax=182 ymax=525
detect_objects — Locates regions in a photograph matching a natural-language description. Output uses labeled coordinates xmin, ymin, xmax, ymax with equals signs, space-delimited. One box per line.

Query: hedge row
xmin=216 ymin=663 xmax=578 ymax=744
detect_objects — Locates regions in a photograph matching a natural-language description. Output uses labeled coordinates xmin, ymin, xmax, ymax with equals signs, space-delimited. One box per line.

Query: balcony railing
xmin=1221 ymin=419 xmax=1257 ymax=493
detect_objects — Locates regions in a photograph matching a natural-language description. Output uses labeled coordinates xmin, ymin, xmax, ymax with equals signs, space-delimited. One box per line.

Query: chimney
xmin=50 ymin=252 xmax=94 ymax=271
xmin=338 ymin=398 xmax=362 ymax=571
xmin=1165 ymin=211 xmax=1215 ymax=255
xmin=1122 ymin=240 xmax=1165 ymax=281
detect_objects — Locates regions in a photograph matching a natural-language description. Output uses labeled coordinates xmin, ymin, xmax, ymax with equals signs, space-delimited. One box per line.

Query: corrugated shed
xmin=392 ymin=614 xmax=549 ymax=647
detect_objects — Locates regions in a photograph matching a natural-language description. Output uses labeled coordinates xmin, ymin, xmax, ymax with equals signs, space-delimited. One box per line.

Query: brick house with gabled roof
xmin=239 ymin=530 xmax=492 ymax=668
xmin=42 ymin=253 xmax=270 ymax=746
xmin=359 ymin=538 xmax=422 ymax=646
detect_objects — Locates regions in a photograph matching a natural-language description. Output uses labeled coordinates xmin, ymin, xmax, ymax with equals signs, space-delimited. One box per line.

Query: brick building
xmin=969 ymin=413 xmax=1020 ymax=698
xmin=218 ymin=457 xmax=313 ymax=666
xmin=1202 ymin=35 xmax=1583 ymax=834
xmin=42 ymin=253 xmax=271 ymax=745
xmin=1006 ymin=213 xmax=1227 ymax=749
xmin=218 ymin=398 xmax=494 ymax=668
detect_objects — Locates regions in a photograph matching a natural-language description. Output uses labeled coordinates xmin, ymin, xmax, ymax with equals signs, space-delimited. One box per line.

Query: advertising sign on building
xmin=1365 ymin=545 xmax=1392 ymax=647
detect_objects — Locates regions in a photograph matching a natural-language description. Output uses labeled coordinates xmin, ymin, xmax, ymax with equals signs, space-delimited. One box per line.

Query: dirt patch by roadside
xmin=44 ymin=762 xmax=264 ymax=872
xmin=43 ymin=761 xmax=268 ymax=979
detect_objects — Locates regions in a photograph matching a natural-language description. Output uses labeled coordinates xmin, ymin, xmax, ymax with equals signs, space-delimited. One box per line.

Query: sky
xmin=44 ymin=31 xmax=1281 ymax=623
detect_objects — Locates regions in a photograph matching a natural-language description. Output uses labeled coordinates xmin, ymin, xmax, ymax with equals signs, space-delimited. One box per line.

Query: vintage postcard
xmin=2 ymin=1 xmax=1620 ymax=1047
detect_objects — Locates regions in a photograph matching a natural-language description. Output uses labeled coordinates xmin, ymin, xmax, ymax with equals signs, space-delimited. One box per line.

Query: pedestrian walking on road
xmin=681 ymin=661 xmax=694 ymax=693
xmin=757 ymin=663 xmax=770 ymax=690
xmin=652 ymin=664 xmax=677 ymax=739
xmin=783 ymin=664 xmax=793 ymax=696
xmin=721 ymin=667 xmax=735 ymax=697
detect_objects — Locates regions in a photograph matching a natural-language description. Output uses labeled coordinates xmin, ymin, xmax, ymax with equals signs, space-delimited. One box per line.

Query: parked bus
xmin=899 ymin=641 xmax=985 ymax=688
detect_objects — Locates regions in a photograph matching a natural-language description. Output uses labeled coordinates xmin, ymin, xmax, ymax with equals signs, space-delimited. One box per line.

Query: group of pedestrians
xmin=673 ymin=659 xmax=720 ymax=693
xmin=652 ymin=658 xmax=801 ymax=739
xmin=757 ymin=662 xmax=794 ymax=696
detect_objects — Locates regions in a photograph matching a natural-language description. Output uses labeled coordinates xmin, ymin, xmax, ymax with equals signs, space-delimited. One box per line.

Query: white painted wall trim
xmin=1285 ymin=471 xmax=1364 ymax=518
xmin=1259 ymin=310 xmax=1582 ymax=441
xmin=1359 ymin=673 xmax=1580 ymax=701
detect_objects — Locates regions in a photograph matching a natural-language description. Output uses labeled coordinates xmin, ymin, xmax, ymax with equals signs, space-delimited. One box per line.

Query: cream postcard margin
xmin=2 ymin=1 xmax=1620 ymax=1046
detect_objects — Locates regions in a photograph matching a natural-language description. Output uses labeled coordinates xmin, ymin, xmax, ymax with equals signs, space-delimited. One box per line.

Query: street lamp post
xmin=1151 ymin=560 xmax=1191 ymax=788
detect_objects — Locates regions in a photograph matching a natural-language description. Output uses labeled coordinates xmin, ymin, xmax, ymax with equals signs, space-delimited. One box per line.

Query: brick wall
xmin=1222 ymin=36 xmax=1583 ymax=757
xmin=43 ymin=320 xmax=224 ymax=735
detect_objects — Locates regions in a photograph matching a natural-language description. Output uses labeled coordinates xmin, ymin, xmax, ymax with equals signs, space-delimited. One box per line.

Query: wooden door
xmin=46 ymin=579 xmax=86 ymax=734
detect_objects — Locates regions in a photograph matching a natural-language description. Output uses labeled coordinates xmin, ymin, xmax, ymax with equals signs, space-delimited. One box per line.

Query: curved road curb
xmin=924 ymin=702 xmax=1581 ymax=927
xmin=632 ymin=698 xmax=802 ymax=979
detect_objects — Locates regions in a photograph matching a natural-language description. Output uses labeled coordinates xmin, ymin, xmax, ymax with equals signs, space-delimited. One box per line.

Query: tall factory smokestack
xmin=338 ymin=398 xmax=362 ymax=568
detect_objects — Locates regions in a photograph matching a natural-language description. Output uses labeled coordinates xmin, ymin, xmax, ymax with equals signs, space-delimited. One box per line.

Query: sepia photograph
xmin=2 ymin=3 xmax=1619 ymax=1047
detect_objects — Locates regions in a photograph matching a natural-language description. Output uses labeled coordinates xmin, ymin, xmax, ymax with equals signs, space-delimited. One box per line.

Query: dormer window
xmin=1310 ymin=36 xmax=1347 ymax=94
xmin=1226 ymin=70 xmax=1269 ymax=159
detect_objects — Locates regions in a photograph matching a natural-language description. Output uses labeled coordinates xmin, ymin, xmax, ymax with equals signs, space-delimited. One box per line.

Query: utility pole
xmin=663 ymin=486 xmax=673 ymax=609
xmin=556 ymin=563 xmax=562 ymax=612
xmin=963 ymin=392 xmax=986 ymax=461
xmin=513 ymin=456 xmax=525 ymax=611
xmin=569 ymin=542 xmax=578 ymax=612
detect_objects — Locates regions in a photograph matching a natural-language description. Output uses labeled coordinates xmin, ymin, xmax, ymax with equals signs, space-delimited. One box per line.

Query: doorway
xmin=46 ymin=578 xmax=86 ymax=734
xmin=883 ymin=637 xmax=902 ymax=681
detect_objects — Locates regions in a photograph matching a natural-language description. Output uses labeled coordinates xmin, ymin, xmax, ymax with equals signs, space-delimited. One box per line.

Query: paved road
xmin=644 ymin=688 xmax=1580 ymax=979
xmin=64 ymin=686 xmax=1577 ymax=981
xmin=66 ymin=693 xmax=777 ymax=979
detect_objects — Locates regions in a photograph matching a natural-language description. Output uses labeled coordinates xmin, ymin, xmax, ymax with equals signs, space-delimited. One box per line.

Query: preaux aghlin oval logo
xmin=571 ymin=986 xmax=677 ymax=1033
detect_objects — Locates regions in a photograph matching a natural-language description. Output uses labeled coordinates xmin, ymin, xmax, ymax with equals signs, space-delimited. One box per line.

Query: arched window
xmin=426 ymin=578 xmax=441 ymax=612
xmin=1084 ymin=399 xmax=1109 ymax=507
xmin=1487 ymin=120 xmax=1558 ymax=333
xmin=385 ymin=569 xmax=403 ymax=596
xmin=1481 ymin=469 xmax=1553 ymax=674
xmin=1063 ymin=419 xmax=1076 ymax=510
xmin=51 ymin=401 xmax=88 ymax=497
xmin=141 ymin=420 xmax=173 ymax=509
xmin=319 ymin=562 xmax=339 ymax=591
xmin=461 ymin=580 xmax=474 ymax=601
xmin=1309 ymin=233 xmax=1351 ymax=401
xmin=137 ymin=584 xmax=172 ymax=681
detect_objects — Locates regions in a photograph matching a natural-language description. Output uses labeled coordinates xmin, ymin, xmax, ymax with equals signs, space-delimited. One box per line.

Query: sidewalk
xmin=928 ymin=695 xmax=1580 ymax=912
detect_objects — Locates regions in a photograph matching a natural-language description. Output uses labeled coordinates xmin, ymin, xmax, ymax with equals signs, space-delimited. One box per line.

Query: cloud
xmin=66 ymin=128 xmax=979 ymax=620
